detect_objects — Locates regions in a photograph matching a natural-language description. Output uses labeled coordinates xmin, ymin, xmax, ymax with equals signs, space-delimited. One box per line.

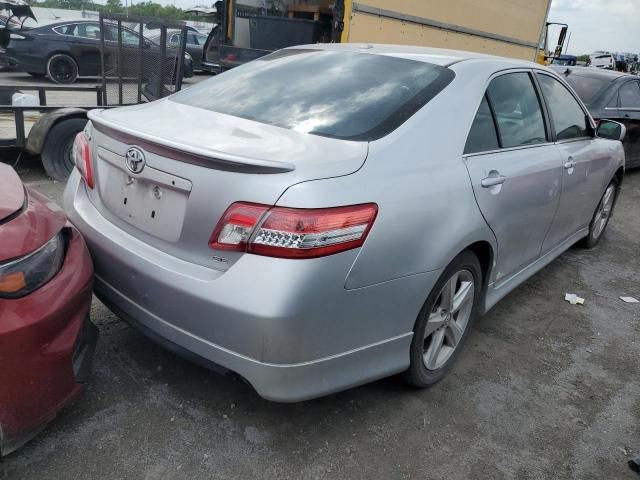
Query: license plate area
xmin=97 ymin=147 xmax=192 ymax=242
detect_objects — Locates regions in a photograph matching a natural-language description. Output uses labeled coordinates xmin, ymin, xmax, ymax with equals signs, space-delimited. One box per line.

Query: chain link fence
xmin=99 ymin=14 xmax=188 ymax=106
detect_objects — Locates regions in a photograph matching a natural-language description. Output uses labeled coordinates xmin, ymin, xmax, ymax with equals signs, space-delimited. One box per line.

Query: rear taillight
xmin=72 ymin=131 xmax=94 ymax=189
xmin=210 ymin=202 xmax=378 ymax=259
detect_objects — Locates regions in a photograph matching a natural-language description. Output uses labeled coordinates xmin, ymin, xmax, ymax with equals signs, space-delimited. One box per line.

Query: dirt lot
xmin=1 ymin=153 xmax=639 ymax=479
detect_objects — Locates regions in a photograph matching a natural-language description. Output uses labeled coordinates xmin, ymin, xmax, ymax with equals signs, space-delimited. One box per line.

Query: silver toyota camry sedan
xmin=64 ymin=44 xmax=626 ymax=401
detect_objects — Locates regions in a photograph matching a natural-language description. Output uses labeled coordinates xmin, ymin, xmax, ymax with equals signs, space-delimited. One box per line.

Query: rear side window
xmin=619 ymin=81 xmax=640 ymax=109
xmin=486 ymin=73 xmax=547 ymax=148
xmin=464 ymin=95 xmax=499 ymax=154
xmin=561 ymin=73 xmax=611 ymax=106
xmin=537 ymin=74 xmax=590 ymax=140
xmin=170 ymin=49 xmax=455 ymax=141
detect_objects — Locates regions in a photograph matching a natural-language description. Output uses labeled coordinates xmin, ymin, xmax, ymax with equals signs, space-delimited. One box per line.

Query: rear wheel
xmin=405 ymin=251 xmax=481 ymax=388
xmin=580 ymin=179 xmax=618 ymax=248
xmin=40 ymin=117 xmax=87 ymax=181
xmin=46 ymin=54 xmax=78 ymax=84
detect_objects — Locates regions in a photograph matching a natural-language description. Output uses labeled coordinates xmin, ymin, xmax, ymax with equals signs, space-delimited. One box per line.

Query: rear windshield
xmin=562 ymin=73 xmax=611 ymax=105
xmin=170 ymin=49 xmax=454 ymax=141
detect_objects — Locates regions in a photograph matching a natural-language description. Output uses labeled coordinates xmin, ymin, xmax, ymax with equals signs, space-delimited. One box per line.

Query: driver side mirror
xmin=596 ymin=119 xmax=626 ymax=141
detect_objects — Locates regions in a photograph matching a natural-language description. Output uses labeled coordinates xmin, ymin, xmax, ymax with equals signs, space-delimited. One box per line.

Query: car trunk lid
xmin=84 ymin=101 xmax=368 ymax=269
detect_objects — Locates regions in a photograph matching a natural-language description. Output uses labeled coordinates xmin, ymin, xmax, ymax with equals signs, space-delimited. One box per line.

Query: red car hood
xmin=0 ymin=163 xmax=66 ymax=262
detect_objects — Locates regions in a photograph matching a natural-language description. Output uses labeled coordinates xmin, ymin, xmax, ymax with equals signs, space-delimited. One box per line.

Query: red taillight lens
xmin=72 ymin=131 xmax=94 ymax=189
xmin=209 ymin=202 xmax=378 ymax=259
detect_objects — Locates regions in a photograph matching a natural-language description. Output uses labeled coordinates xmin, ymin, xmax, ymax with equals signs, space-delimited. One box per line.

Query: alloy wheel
xmin=592 ymin=184 xmax=616 ymax=240
xmin=423 ymin=269 xmax=475 ymax=370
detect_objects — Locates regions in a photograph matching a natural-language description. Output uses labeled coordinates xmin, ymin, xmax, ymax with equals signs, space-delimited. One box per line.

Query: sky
xmin=548 ymin=0 xmax=640 ymax=54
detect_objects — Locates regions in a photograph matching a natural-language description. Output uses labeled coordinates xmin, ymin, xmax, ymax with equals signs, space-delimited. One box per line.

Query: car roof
xmin=549 ymin=65 xmax=632 ymax=81
xmin=288 ymin=43 xmax=539 ymax=68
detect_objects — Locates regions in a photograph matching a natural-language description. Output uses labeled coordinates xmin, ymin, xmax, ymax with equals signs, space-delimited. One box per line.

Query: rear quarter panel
xmin=277 ymin=61 xmax=499 ymax=290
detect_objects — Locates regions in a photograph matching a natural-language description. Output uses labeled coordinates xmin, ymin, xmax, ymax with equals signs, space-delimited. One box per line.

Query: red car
xmin=0 ymin=163 xmax=97 ymax=455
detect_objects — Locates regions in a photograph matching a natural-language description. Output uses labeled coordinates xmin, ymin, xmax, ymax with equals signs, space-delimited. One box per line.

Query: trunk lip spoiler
xmin=87 ymin=109 xmax=296 ymax=174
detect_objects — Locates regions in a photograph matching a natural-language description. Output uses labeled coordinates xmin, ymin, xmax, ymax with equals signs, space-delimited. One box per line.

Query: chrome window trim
xmin=463 ymin=141 xmax=556 ymax=159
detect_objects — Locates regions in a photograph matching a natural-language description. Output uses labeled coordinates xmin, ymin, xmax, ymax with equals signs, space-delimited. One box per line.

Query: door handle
xmin=480 ymin=172 xmax=507 ymax=188
xmin=564 ymin=159 xmax=577 ymax=169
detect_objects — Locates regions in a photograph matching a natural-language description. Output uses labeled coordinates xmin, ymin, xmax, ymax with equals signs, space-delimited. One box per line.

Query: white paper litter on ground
xmin=620 ymin=296 xmax=639 ymax=303
xmin=565 ymin=293 xmax=585 ymax=305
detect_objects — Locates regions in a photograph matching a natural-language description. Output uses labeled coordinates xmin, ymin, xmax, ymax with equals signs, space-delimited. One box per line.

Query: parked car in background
xmin=0 ymin=162 xmax=97 ymax=455
xmin=0 ymin=20 xmax=193 ymax=83
xmin=552 ymin=66 xmax=640 ymax=168
xmin=65 ymin=45 xmax=625 ymax=402
xmin=551 ymin=54 xmax=577 ymax=66
xmin=590 ymin=52 xmax=616 ymax=70
xmin=158 ymin=29 xmax=209 ymax=71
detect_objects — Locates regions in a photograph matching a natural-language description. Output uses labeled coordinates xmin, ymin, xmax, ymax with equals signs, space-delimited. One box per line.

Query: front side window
xmin=619 ymin=81 xmax=640 ymax=109
xmin=537 ymin=74 xmax=590 ymax=140
xmin=486 ymin=72 xmax=547 ymax=148
xmin=170 ymin=49 xmax=455 ymax=141
xmin=464 ymin=95 xmax=499 ymax=154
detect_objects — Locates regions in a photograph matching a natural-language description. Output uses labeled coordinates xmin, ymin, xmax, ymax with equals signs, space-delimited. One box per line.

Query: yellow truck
xmin=195 ymin=0 xmax=555 ymax=73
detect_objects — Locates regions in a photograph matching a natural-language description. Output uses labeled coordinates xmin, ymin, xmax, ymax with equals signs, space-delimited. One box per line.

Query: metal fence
xmin=99 ymin=13 xmax=188 ymax=106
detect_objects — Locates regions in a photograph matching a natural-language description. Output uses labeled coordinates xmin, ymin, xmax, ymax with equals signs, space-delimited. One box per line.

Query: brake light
xmin=72 ymin=131 xmax=94 ymax=189
xmin=210 ymin=202 xmax=378 ymax=259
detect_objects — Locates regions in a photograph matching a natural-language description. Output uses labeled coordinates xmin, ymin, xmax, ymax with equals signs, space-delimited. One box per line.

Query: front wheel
xmin=580 ymin=179 xmax=618 ymax=248
xmin=404 ymin=250 xmax=481 ymax=388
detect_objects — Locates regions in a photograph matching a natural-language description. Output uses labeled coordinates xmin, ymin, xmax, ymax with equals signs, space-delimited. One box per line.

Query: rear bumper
xmin=0 ymin=226 xmax=96 ymax=455
xmin=64 ymin=171 xmax=436 ymax=401
xmin=96 ymin=280 xmax=411 ymax=401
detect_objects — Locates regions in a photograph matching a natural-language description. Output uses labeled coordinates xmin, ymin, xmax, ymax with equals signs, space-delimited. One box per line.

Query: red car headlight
xmin=0 ymin=232 xmax=65 ymax=299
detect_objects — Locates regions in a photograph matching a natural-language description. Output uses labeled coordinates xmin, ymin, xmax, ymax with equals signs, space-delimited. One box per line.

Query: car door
xmin=192 ymin=34 xmax=208 ymax=69
xmin=617 ymin=79 xmax=640 ymax=167
xmin=536 ymin=72 xmax=609 ymax=252
xmin=74 ymin=23 xmax=102 ymax=76
xmin=51 ymin=23 xmax=96 ymax=76
xmin=464 ymin=71 xmax=563 ymax=284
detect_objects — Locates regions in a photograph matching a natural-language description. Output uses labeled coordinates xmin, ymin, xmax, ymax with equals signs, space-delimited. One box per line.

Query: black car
xmin=168 ymin=30 xmax=209 ymax=71
xmin=0 ymin=20 xmax=193 ymax=84
xmin=552 ymin=66 xmax=640 ymax=168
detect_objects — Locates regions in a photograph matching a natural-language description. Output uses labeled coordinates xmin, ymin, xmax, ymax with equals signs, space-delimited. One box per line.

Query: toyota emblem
xmin=125 ymin=147 xmax=146 ymax=174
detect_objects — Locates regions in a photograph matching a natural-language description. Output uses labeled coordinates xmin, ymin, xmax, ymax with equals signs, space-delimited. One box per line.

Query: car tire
xmin=580 ymin=179 xmax=619 ymax=249
xmin=41 ymin=117 xmax=87 ymax=181
xmin=404 ymin=250 xmax=482 ymax=388
xmin=46 ymin=54 xmax=78 ymax=84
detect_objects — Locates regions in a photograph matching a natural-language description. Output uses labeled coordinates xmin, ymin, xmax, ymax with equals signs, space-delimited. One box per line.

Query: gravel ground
xmin=1 ymin=154 xmax=639 ymax=480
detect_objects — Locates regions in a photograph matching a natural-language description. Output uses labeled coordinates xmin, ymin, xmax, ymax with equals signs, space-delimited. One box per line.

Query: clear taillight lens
xmin=210 ymin=203 xmax=378 ymax=259
xmin=72 ymin=131 xmax=94 ymax=189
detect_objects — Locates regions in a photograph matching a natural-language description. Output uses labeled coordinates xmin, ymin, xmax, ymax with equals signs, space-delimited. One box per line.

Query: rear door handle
xmin=481 ymin=172 xmax=507 ymax=188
